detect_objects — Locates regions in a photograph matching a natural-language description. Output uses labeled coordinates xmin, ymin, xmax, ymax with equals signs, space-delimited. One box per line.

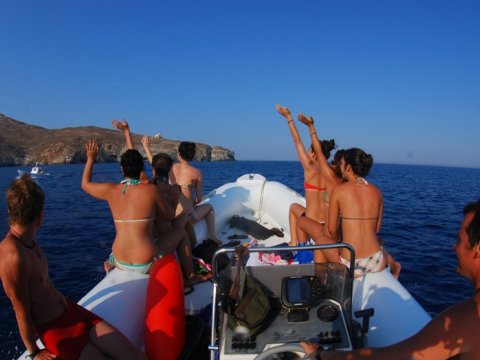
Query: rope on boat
xmin=256 ymin=179 xmax=267 ymax=222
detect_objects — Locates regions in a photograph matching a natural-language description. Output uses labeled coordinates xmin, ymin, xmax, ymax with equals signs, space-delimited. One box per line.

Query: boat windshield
xmin=314 ymin=262 xmax=353 ymax=324
xmin=216 ymin=251 xmax=354 ymax=316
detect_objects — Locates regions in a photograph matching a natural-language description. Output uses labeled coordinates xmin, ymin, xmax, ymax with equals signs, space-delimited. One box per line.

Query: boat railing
xmin=209 ymin=243 xmax=356 ymax=358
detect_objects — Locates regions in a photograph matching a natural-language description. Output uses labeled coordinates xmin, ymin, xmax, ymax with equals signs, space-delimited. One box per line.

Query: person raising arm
xmin=82 ymin=140 xmax=174 ymax=273
xmin=297 ymin=113 xmax=341 ymax=230
xmin=303 ymin=200 xmax=480 ymax=360
xmin=276 ymin=104 xmax=328 ymax=253
xmin=0 ymin=175 xmax=145 ymax=359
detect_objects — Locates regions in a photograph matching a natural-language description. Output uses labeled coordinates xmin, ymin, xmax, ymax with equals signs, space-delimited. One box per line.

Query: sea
xmin=1 ymin=161 xmax=480 ymax=358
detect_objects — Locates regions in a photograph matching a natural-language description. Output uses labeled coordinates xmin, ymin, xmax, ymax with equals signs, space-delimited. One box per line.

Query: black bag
xmin=229 ymin=215 xmax=284 ymax=240
xmin=192 ymin=239 xmax=230 ymax=272
xmin=223 ymin=247 xmax=272 ymax=337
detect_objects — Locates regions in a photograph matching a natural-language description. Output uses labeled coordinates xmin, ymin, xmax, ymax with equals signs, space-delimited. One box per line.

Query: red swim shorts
xmin=36 ymin=300 xmax=103 ymax=360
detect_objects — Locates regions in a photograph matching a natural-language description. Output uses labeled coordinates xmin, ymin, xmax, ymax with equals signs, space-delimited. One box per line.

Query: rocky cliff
xmin=0 ymin=114 xmax=235 ymax=166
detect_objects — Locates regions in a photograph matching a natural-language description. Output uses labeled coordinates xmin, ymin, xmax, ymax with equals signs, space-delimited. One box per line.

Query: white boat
xmin=30 ymin=163 xmax=45 ymax=175
xmin=17 ymin=163 xmax=49 ymax=178
xmin=18 ymin=174 xmax=431 ymax=359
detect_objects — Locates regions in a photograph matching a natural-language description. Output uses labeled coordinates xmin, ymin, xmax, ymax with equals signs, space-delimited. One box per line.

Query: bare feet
xmin=104 ymin=260 xmax=115 ymax=274
xmin=391 ymin=261 xmax=402 ymax=279
xmin=184 ymin=273 xmax=212 ymax=287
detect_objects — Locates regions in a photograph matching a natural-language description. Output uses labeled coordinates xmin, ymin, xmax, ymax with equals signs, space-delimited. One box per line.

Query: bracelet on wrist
xmin=287 ymin=119 xmax=293 ymax=123
xmin=310 ymin=131 xmax=317 ymax=136
xmin=27 ymin=348 xmax=42 ymax=359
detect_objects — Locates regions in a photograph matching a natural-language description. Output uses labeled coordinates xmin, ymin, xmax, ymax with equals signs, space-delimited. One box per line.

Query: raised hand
xmin=275 ymin=104 xmax=293 ymax=120
xmin=85 ymin=140 xmax=99 ymax=160
xmin=142 ymin=135 xmax=154 ymax=164
xmin=112 ymin=119 xmax=129 ymax=132
xmin=141 ymin=135 xmax=151 ymax=151
xmin=298 ymin=113 xmax=314 ymax=126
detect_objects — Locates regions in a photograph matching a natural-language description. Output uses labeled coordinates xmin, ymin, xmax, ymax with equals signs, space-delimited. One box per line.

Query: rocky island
xmin=0 ymin=114 xmax=235 ymax=166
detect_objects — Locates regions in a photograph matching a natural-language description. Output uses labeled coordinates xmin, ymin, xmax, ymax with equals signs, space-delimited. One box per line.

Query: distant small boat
xmin=17 ymin=163 xmax=49 ymax=178
xmin=31 ymin=162 xmax=45 ymax=175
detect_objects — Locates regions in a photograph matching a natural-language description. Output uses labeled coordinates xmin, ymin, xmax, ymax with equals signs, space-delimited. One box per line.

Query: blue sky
xmin=0 ymin=1 xmax=479 ymax=168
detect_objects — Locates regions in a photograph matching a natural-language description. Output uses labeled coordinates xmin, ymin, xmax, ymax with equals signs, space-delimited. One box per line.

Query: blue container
xmin=297 ymin=242 xmax=313 ymax=264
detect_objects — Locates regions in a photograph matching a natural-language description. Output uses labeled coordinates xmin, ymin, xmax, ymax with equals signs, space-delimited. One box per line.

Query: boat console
xmin=221 ymin=298 xmax=352 ymax=356
xmin=212 ymin=246 xmax=357 ymax=359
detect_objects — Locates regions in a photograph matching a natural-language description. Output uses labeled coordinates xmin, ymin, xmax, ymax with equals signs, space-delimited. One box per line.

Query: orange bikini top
xmin=304 ymin=182 xmax=326 ymax=191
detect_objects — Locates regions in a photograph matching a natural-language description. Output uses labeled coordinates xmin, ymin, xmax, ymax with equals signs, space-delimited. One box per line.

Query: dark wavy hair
xmin=343 ymin=148 xmax=374 ymax=177
xmin=7 ymin=175 xmax=45 ymax=226
xmin=463 ymin=200 xmax=480 ymax=248
xmin=152 ymin=153 xmax=173 ymax=184
xmin=309 ymin=138 xmax=337 ymax=160
xmin=321 ymin=139 xmax=336 ymax=159
xmin=178 ymin=142 xmax=196 ymax=162
xmin=332 ymin=149 xmax=345 ymax=178
xmin=120 ymin=149 xmax=144 ymax=179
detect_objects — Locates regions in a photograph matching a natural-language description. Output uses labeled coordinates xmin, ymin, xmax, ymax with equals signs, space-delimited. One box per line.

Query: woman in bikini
xmin=170 ymin=141 xmax=222 ymax=245
xmin=275 ymin=105 xmax=336 ymax=251
xmin=296 ymin=114 xmax=343 ymax=230
xmin=148 ymin=152 xmax=210 ymax=285
xmin=82 ymin=140 xmax=174 ymax=274
xmin=313 ymin=148 xmax=400 ymax=278
xmin=111 ymin=120 xmax=207 ymax=285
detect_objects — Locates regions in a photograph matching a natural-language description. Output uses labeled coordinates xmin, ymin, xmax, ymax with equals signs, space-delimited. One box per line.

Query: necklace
xmin=9 ymin=228 xmax=41 ymax=258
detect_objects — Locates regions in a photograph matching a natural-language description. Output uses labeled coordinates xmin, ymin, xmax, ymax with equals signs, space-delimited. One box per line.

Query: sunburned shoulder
xmin=431 ymin=297 xmax=480 ymax=337
xmin=0 ymin=236 xmax=19 ymax=256
xmin=0 ymin=239 xmax=22 ymax=274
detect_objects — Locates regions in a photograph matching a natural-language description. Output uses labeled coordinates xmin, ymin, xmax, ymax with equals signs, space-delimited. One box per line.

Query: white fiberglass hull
xmin=18 ymin=174 xmax=430 ymax=359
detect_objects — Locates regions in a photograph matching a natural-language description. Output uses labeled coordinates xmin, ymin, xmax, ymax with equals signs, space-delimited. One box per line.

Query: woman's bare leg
xmin=385 ymin=249 xmax=401 ymax=279
xmin=194 ymin=204 xmax=221 ymax=244
xmin=185 ymin=220 xmax=197 ymax=246
xmin=289 ymin=203 xmax=306 ymax=246
xmin=157 ymin=227 xmax=208 ymax=285
xmin=297 ymin=216 xmax=337 ymax=263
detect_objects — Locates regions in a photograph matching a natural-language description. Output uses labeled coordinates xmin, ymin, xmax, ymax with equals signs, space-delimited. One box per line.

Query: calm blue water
xmin=1 ymin=161 xmax=480 ymax=358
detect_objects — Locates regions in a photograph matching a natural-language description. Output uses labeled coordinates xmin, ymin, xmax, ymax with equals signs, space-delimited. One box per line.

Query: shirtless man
xmin=0 ymin=175 xmax=144 ymax=360
xmin=82 ymin=140 xmax=174 ymax=273
xmin=303 ymin=200 xmax=480 ymax=359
